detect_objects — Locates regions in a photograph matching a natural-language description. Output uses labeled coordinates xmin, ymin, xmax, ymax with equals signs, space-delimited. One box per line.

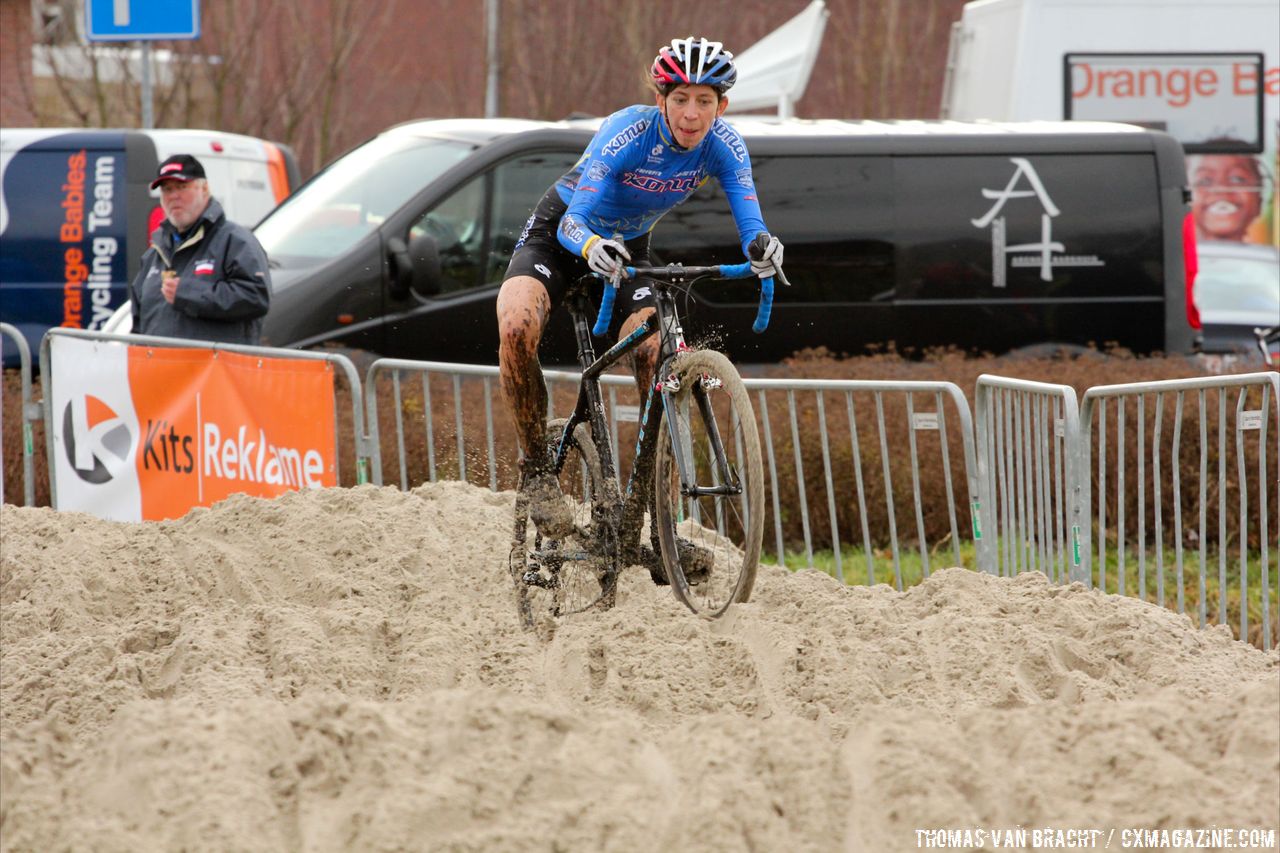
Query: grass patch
xmin=775 ymin=539 xmax=979 ymax=589
xmin=776 ymin=539 xmax=1278 ymax=649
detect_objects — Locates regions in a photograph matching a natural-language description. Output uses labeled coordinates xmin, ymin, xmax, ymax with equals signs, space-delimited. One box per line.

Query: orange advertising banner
xmin=126 ymin=347 xmax=336 ymax=520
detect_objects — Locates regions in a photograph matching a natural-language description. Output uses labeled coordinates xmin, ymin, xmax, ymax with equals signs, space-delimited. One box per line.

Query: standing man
xmin=130 ymin=154 xmax=271 ymax=344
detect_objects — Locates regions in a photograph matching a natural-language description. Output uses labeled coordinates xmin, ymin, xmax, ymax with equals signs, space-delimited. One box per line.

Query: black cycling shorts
xmin=504 ymin=187 xmax=656 ymax=339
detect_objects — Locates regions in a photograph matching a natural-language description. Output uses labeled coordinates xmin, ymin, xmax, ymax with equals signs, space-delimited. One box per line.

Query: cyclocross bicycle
xmin=509 ymin=239 xmax=785 ymax=625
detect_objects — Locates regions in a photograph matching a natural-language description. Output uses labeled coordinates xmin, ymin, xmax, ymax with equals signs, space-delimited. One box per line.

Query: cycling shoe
xmin=523 ymin=469 xmax=574 ymax=540
xmin=641 ymin=538 xmax=713 ymax=586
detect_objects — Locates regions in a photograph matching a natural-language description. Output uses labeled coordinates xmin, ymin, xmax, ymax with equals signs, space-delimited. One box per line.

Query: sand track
xmin=2 ymin=482 xmax=1277 ymax=851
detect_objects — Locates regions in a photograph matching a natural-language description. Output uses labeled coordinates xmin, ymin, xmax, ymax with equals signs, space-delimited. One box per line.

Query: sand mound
xmin=2 ymin=482 xmax=1277 ymax=851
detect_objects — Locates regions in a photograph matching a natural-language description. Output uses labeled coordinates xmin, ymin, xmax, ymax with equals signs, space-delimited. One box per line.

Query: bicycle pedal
xmin=699 ymin=373 xmax=722 ymax=390
xmin=523 ymin=569 xmax=554 ymax=588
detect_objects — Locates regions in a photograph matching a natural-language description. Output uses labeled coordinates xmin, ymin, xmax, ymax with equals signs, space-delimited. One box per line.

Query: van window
xmin=486 ymin=151 xmax=579 ymax=282
xmin=411 ymin=176 xmax=486 ymax=292
xmin=652 ymin=154 xmax=896 ymax=304
xmin=407 ymin=150 xmax=579 ymax=294
xmin=197 ymin=156 xmax=274 ymax=227
xmin=257 ymin=135 xmax=474 ymax=270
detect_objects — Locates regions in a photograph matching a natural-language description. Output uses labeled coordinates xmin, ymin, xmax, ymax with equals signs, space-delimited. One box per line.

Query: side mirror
xmin=387 ymin=236 xmax=413 ymax=298
xmin=407 ymin=231 xmax=442 ymax=296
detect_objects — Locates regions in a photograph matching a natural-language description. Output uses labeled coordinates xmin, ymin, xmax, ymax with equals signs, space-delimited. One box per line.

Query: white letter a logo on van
xmin=973 ymin=157 xmax=1103 ymax=285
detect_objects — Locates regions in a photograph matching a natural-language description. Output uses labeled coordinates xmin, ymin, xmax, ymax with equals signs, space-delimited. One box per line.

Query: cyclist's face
xmin=658 ymin=84 xmax=727 ymax=149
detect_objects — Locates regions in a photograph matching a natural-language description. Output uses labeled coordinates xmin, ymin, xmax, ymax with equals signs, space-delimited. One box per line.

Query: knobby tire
xmin=653 ymin=350 xmax=764 ymax=618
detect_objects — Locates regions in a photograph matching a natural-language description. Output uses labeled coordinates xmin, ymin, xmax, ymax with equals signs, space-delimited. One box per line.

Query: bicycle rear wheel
xmin=653 ymin=350 xmax=764 ymax=617
xmin=510 ymin=418 xmax=617 ymax=627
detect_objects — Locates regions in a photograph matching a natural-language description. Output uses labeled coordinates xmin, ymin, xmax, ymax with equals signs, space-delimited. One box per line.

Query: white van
xmin=142 ymin=129 xmax=298 ymax=229
xmin=0 ymin=127 xmax=299 ymax=361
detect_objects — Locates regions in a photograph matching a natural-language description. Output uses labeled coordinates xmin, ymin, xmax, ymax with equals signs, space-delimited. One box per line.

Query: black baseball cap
xmin=150 ymin=154 xmax=206 ymax=190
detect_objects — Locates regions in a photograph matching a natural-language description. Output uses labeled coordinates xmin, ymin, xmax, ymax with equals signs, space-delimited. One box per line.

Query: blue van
xmin=0 ymin=128 xmax=299 ymax=365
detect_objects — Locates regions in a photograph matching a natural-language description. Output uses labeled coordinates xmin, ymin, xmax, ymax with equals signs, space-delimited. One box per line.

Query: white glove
xmin=749 ymin=233 xmax=784 ymax=278
xmin=586 ymin=237 xmax=631 ymax=279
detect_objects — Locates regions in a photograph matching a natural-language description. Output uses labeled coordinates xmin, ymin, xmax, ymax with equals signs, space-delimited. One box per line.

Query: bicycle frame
xmin=549 ymin=271 xmax=739 ymax=558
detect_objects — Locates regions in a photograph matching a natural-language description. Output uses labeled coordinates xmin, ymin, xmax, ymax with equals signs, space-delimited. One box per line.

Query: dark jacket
xmin=129 ymin=197 xmax=271 ymax=345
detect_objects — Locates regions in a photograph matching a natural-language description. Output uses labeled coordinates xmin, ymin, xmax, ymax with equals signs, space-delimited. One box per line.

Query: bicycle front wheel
xmin=653 ymin=350 xmax=764 ymax=617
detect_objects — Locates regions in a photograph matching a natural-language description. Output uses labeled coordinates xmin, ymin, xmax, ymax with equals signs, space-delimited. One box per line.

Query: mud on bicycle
xmin=509 ymin=238 xmax=786 ymax=625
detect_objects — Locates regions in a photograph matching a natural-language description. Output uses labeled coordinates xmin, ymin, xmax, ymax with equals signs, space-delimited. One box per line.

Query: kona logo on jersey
xmin=971 ymin=157 xmax=1105 ymax=286
xmin=62 ymin=395 xmax=131 ymax=484
xmin=735 ymin=168 xmax=754 ymax=188
xmin=142 ymin=418 xmax=195 ymax=473
xmin=623 ymin=173 xmax=700 ymax=194
xmin=587 ymin=161 xmax=611 ymax=181
xmin=711 ymin=123 xmax=747 ymax=163
xmin=602 ymin=120 xmax=649 ymax=156
xmin=560 ymin=215 xmax=588 ymax=244
xmin=194 ymin=260 xmax=215 ymax=275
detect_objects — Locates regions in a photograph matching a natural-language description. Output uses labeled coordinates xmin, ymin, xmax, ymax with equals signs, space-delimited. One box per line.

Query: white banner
xmin=49 ymin=335 xmax=142 ymax=520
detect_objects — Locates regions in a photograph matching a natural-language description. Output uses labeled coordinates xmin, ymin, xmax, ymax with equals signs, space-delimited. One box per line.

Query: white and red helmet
xmin=650 ymin=37 xmax=737 ymax=94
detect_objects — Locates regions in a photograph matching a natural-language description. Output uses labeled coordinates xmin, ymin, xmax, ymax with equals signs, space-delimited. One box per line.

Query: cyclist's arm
xmin=557 ymin=109 xmax=650 ymax=260
xmin=708 ymin=120 xmax=770 ymax=257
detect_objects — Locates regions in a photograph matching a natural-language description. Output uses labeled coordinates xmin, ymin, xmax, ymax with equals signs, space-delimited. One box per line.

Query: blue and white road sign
xmin=84 ymin=0 xmax=201 ymax=41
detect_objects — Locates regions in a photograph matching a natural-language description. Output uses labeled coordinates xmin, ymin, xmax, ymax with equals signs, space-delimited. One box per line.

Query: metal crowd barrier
xmin=39 ymin=328 xmax=370 ymax=506
xmin=1 ymin=323 xmax=38 ymax=506
xmin=33 ymin=337 xmax=1272 ymax=647
xmin=364 ymin=358 xmax=981 ymax=588
xmin=748 ymin=377 xmax=979 ymax=588
xmin=363 ymin=359 xmax=635 ymax=492
xmin=975 ymin=374 xmax=1086 ymax=585
xmin=1080 ymin=373 xmax=1277 ymax=650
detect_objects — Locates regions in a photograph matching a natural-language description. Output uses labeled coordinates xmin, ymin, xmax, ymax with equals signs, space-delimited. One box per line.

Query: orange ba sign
xmin=50 ymin=336 xmax=337 ymax=521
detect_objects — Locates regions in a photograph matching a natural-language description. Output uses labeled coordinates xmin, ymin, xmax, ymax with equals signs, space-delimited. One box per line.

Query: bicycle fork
xmin=660 ymin=374 xmax=742 ymax=501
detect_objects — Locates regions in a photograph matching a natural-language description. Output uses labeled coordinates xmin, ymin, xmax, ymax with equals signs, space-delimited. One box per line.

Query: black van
xmin=253 ymin=117 xmax=1193 ymax=363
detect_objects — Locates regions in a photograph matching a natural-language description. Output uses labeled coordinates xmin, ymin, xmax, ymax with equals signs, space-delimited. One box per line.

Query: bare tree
xmin=3 ymin=0 xmax=970 ymax=178
xmin=812 ymin=0 xmax=967 ymax=118
xmin=496 ymin=0 xmax=776 ymax=120
xmin=11 ymin=0 xmax=408 ymax=173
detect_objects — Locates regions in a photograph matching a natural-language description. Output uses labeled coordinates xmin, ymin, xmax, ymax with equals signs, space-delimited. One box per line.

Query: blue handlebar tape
xmin=593 ymin=282 xmax=618 ymax=336
xmin=752 ymin=276 xmax=774 ymax=334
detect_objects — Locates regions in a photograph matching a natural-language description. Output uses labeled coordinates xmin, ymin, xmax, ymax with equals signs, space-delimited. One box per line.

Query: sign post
xmin=82 ymin=0 xmax=202 ymax=129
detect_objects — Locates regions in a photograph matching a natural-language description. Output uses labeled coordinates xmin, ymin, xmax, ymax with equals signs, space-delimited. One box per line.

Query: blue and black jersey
xmin=554 ymin=104 xmax=768 ymax=261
